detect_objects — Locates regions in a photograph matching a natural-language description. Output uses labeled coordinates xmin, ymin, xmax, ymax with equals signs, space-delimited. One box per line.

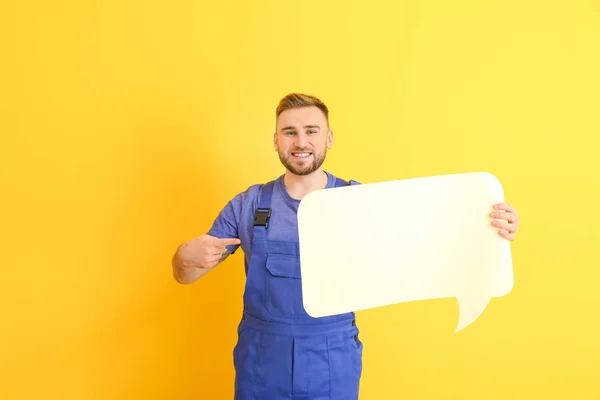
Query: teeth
xmin=293 ymin=153 xmax=310 ymax=157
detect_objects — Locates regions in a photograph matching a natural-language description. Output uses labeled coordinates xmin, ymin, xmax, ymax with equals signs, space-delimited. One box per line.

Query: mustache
xmin=290 ymin=148 xmax=313 ymax=152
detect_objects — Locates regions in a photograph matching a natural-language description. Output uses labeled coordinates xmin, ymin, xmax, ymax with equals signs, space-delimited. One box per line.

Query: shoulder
xmin=224 ymin=183 xmax=263 ymax=213
xmin=327 ymin=171 xmax=362 ymax=186
xmin=232 ymin=183 xmax=262 ymax=201
xmin=226 ymin=177 xmax=281 ymax=209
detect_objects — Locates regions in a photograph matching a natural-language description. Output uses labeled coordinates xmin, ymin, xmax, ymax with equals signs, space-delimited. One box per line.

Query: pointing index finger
xmin=217 ymin=237 xmax=242 ymax=246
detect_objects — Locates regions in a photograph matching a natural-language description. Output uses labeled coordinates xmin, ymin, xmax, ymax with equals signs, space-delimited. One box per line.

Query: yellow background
xmin=2 ymin=0 xmax=599 ymax=398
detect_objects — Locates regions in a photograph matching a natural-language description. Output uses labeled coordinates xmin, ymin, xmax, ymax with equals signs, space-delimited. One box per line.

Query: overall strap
xmin=253 ymin=180 xmax=276 ymax=241
xmin=334 ymin=178 xmax=349 ymax=187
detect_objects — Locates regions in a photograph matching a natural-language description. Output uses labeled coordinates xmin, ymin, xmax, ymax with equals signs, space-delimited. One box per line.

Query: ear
xmin=273 ymin=131 xmax=279 ymax=151
xmin=327 ymin=130 xmax=334 ymax=149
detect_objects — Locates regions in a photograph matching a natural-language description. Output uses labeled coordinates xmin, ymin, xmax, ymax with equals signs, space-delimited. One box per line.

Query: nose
xmin=295 ymin=132 xmax=309 ymax=149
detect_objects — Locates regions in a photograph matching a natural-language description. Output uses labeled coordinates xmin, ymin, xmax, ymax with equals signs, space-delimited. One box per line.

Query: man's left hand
xmin=490 ymin=203 xmax=520 ymax=241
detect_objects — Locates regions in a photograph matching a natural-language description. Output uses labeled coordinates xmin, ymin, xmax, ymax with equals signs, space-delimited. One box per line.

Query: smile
xmin=291 ymin=152 xmax=312 ymax=158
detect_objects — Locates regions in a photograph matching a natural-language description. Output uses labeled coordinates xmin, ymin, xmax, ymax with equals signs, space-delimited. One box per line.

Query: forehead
xmin=276 ymin=106 xmax=327 ymax=130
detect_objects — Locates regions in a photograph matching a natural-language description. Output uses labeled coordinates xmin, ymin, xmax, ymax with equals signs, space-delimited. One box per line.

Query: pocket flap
xmin=265 ymin=254 xmax=301 ymax=279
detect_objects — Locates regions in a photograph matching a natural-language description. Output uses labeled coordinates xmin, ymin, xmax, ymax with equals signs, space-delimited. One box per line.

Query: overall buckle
xmin=254 ymin=208 xmax=271 ymax=228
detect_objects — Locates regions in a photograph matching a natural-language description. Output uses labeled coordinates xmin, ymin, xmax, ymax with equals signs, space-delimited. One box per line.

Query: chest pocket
xmin=264 ymin=253 xmax=310 ymax=318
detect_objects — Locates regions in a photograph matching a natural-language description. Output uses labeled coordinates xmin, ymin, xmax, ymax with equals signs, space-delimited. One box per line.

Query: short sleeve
xmin=206 ymin=184 xmax=260 ymax=254
xmin=207 ymin=196 xmax=242 ymax=253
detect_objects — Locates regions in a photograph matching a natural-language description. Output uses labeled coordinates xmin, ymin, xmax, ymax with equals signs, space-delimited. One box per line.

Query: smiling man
xmin=171 ymin=93 xmax=521 ymax=399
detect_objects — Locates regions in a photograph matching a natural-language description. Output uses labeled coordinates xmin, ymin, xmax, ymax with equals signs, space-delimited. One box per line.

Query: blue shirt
xmin=207 ymin=171 xmax=356 ymax=273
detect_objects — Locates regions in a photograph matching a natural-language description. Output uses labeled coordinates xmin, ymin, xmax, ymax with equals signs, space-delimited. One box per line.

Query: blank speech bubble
xmin=297 ymin=172 xmax=514 ymax=332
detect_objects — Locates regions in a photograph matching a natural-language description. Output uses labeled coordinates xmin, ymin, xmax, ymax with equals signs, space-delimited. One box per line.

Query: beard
xmin=278 ymin=148 xmax=327 ymax=176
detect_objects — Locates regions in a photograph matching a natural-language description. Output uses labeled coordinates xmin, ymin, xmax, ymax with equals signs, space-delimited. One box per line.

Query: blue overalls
xmin=233 ymin=178 xmax=363 ymax=399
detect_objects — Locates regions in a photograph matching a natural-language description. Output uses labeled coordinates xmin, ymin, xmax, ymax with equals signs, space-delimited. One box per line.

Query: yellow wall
xmin=2 ymin=0 xmax=599 ymax=398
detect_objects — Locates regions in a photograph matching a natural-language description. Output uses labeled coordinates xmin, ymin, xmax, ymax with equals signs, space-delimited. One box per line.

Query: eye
xmin=285 ymin=131 xmax=296 ymax=135
xmin=308 ymin=130 xmax=317 ymax=134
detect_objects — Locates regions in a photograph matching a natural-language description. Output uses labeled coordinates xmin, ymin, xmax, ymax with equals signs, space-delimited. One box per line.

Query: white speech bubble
xmin=297 ymin=172 xmax=514 ymax=332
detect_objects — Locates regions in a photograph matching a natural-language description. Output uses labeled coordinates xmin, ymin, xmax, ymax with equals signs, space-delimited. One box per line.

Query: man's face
xmin=274 ymin=106 xmax=333 ymax=176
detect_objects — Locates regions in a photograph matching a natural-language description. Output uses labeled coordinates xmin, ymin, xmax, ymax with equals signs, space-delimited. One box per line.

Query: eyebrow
xmin=281 ymin=125 xmax=320 ymax=131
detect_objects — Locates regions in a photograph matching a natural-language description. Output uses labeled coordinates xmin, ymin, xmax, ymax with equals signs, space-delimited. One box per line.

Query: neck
xmin=283 ymin=169 xmax=328 ymax=200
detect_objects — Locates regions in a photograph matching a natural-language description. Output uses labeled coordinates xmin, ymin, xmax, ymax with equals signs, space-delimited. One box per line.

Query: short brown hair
xmin=275 ymin=93 xmax=329 ymax=122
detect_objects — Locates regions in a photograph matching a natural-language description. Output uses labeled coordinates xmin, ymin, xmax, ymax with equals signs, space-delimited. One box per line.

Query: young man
xmin=172 ymin=93 xmax=520 ymax=399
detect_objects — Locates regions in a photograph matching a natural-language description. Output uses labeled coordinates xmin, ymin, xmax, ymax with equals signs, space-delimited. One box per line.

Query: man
xmin=172 ymin=93 xmax=520 ymax=399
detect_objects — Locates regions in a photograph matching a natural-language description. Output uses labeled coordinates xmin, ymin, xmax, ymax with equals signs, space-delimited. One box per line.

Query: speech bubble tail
xmin=455 ymin=292 xmax=491 ymax=332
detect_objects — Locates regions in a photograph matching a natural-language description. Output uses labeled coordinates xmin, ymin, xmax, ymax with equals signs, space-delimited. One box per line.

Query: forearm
xmin=172 ymin=243 xmax=233 ymax=284
xmin=171 ymin=244 xmax=213 ymax=284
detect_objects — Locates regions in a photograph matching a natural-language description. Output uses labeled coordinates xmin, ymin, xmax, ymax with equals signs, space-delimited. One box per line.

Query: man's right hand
xmin=179 ymin=234 xmax=242 ymax=269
